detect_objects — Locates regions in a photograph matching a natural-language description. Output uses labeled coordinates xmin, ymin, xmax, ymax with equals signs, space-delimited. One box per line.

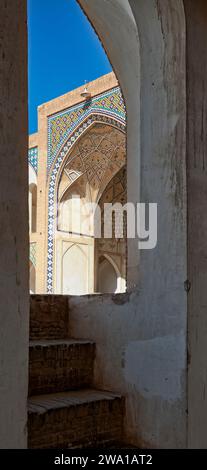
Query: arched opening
xmin=28 ymin=0 xmax=128 ymax=296
xmin=25 ymin=0 xmax=187 ymax=450
xmin=98 ymin=256 xmax=117 ymax=293
xmin=98 ymin=254 xmax=121 ymax=294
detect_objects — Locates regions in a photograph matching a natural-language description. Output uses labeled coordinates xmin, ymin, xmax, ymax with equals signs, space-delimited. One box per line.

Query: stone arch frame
xmin=47 ymin=113 xmax=126 ymax=293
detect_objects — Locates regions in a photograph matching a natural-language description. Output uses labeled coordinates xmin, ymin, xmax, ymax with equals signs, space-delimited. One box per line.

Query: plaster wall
xmin=75 ymin=0 xmax=187 ymax=448
xmin=0 ymin=0 xmax=29 ymax=448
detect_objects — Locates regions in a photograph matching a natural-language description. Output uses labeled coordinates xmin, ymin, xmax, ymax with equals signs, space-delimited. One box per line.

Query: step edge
xmin=29 ymin=339 xmax=95 ymax=347
xmin=28 ymin=389 xmax=124 ymax=414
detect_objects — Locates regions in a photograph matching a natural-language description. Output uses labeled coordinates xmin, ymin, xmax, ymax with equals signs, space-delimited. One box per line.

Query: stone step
xmin=29 ymin=339 xmax=95 ymax=396
xmin=30 ymin=295 xmax=69 ymax=340
xmin=28 ymin=389 xmax=124 ymax=449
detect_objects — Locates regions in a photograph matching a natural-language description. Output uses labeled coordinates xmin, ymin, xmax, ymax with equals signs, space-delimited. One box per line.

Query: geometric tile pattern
xmin=30 ymin=242 xmax=36 ymax=267
xmin=28 ymin=147 xmax=38 ymax=174
xmin=59 ymin=123 xmax=126 ymax=204
xmin=47 ymin=86 xmax=125 ymax=174
xmin=47 ymin=112 xmax=126 ymax=293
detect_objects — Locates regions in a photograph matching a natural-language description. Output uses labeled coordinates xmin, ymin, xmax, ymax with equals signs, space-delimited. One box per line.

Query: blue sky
xmin=28 ymin=0 xmax=112 ymax=134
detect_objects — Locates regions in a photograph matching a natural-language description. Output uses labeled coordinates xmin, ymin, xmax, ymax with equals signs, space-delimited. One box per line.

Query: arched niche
xmin=58 ymin=183 xmax=86 ymax=235
xmin=62 ymin=243 xmax=88 ymax=295
xmin=98 ymin=255 xmax=118 ymax=294
xmin=97 ymin=254 xmax=125 ymax=294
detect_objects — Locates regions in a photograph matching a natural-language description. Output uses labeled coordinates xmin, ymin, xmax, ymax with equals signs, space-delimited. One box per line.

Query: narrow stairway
xmin=28 ymin=295 xmax=125 ymax=449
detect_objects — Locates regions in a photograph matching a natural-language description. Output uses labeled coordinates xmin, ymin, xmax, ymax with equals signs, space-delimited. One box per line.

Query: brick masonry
xmin=30 ymin=295 xmax=69 ymax=340
xmin=29 ymin=339 xmax=95 ymax=395
xmin=28 ymin=295 xmax=125 ymax=448
xmin=28 ymin=390 xmax=124 ymax=449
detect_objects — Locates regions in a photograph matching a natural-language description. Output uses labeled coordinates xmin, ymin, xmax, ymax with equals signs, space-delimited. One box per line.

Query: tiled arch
xmin=47 ymin=86 xmax=125 ymax=174
xmin=47 ymin=113 xmax=126 ymax=293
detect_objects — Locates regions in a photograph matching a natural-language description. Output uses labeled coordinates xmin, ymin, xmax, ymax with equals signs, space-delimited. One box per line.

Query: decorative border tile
xmin=28 ymin=147 xmax=38 ymax=174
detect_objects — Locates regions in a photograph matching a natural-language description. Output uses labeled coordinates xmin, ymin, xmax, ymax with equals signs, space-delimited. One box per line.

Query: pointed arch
xmin=62 ymin=243 xmax=88 ymax=295
xmin=47 ymin=113 xmax=126 ymax=293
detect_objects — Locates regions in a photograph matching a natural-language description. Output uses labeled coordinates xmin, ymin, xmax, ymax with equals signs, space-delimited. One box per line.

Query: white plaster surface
xmin=124 ymin=334 xmax=185 ymax=401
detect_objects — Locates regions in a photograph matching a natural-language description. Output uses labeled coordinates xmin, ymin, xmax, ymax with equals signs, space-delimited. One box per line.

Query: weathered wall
xmin=184 ymin=0 xmax=207 ymax=449
xmin=76 ymin=0 xmax=187 ymax=448
xmin=0 ymin=0 xmax=29 ymax=448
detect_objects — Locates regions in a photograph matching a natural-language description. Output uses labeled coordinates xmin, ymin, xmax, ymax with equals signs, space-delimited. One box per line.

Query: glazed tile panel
xmin=28 ymin=147 xmax=38 ymax=174
xmin=47 ymin=87 xmax=125 ymax=174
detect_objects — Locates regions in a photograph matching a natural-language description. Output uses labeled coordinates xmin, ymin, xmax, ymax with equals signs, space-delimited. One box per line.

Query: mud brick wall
xmin=28 ymin=396 xmax=124 ymax=449
xmin=30 ymin=295 xmax=69 ymax=340
xmin=29 ymin=340 xmax=95 ymax=395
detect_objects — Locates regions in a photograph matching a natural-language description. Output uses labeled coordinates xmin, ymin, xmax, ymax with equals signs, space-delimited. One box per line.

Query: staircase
xmin=28 ymin=295 xmax=125 ymax=449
